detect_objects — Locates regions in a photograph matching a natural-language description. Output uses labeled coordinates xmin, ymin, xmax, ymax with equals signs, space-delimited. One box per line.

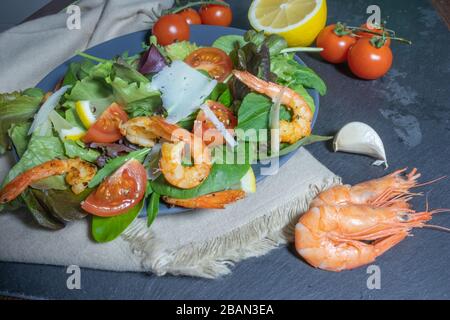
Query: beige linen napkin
xmin=0 ymin=0 xmax=339 ymax=278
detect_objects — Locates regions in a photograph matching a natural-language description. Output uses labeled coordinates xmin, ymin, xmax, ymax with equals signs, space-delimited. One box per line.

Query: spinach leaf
xmin=0 ymin=89 xmax=44 ymax=154
xmin=91 ymin=201 xmax=143 ymax=243
xmin=151 ymin=163 xmax=250 ymax=199
xmin=88 ymin=148 xmax=150 ymax=187
xmin=147 ymin=192 xmax=160 ymax=227
xmin=213 ymin=35 xmax=247 ymax=54
xmin=236 ymin=93 xmax=272 ymax=131
xmin=64 ymin=140 xmax=100 ymax=162
xmin=208 ymin=83 xmax=232 ymax=108
xmin=271 ymin=54 xmax=327 ymax=96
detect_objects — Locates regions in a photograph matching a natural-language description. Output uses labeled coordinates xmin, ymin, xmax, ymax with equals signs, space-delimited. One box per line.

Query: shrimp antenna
xmin=415 ymin=175 xmax=447 ymax=188
xmin=423 ymin=225 xmax=450 ymax=234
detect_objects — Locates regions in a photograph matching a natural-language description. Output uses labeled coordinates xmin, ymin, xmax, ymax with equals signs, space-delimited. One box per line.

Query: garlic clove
xmin=333 ymin=122 xmax=388 ymax=168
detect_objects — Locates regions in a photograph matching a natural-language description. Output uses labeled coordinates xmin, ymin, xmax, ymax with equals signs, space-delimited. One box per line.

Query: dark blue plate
xmin=35 ymin=25 xmax=319 ymax=216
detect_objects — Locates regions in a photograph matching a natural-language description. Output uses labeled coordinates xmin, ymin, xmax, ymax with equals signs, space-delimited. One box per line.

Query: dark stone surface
xmin=1 ymin=0 xmax=449 ymax=299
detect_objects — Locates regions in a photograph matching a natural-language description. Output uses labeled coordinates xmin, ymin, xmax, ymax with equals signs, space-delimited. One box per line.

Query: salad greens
xmin=0 ymin=29 xmax=328 ymax=243
xmin=0 ymin=88 xmax=44 ymax=154
xmin=92 ymin=200 xmax=144 ymax=243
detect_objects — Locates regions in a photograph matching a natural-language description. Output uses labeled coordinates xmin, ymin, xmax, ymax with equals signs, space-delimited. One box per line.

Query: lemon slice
xmin=240 ymin=167 xmax=257 ymax=193
xmin=75 ymin=100 xmax=96 ymax=129
xmin=248 ymin=0 xmax=327 ymax=47
xmin=48 ymin=110 xmax=85 ymax=141
xmin=60 ymin=127 xmax=86 ymax=141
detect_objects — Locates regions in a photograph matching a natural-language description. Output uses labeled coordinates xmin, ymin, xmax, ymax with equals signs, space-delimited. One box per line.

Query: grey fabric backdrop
xmin=0 ymin=0 xmax=449 ymax=299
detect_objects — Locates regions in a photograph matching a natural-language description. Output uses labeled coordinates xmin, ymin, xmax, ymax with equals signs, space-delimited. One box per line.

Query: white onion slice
xmin=28 ymin=85 xmax=71 ymax=136
xmin=200 ymin=103 xmax=237 ymax=148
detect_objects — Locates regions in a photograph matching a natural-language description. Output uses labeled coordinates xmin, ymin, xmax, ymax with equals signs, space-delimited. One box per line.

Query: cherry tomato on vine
xmin=347 ymin=37 xmax=393 ymax=80
xmin=152 ymin=14 xmax=190 ymax=46
xmin=184 ymin=47 xmax=233 ymax=82
xmin=356 ymin=23 xmax=391 ymax=47
xmin=178 ymin=8 xmax=202 ymax=25
xmin=199 ymin=2 xmax=232 ymax=27
xmin=316 ymin=24 xmax=357 ymax=64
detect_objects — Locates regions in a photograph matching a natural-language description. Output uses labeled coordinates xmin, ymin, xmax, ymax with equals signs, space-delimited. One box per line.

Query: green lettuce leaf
xmin=0 ymin=89 xmax=44 ymax=154
xmin=64 ymin=140 xmax=100 ymax=162
xmin=165 ymin=41 xmax=199 ymax=61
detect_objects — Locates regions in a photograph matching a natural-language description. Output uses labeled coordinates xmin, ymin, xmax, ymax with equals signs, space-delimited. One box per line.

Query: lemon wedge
xmin=48 ymin=110 xmax=85 ymax=141
xmin=75 ymin=100 xmax=96 ymax=129
xmin=248 ymin=0 xmax=327 ymax=47
xmin=240 ymin=167 xmax=257 ymax=193
xmin=60 ymin=127 xmax=86 ymax=141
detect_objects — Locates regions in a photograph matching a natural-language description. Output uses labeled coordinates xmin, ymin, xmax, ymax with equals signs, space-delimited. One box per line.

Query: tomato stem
xmin=168 ymin=0 xmax=229 ymax=14
xmin=281 ymin=47 xmax=324 ymax=53
xmin=348 ymin=26 xmax=412 ymax=45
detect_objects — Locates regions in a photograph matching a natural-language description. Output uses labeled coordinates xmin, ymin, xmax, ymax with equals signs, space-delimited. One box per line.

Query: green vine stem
xmin=75 ymin=51 xmax=108 ymax=63
xmin=281 ymin=47 xmax=323 ymax=53
xmin=167 ymin=1 xmax=229 ymax=14
xmin=347 ymin=26 xmax=412 ymax=45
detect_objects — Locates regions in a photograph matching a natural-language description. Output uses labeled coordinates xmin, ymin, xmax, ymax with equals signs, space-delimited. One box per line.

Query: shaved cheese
xmin=151 ymin=61 xmax=217 ymax=124
xmin=28 ymin=85 xmax=71 ymax=136
xmin=200 ymin=104 xmax=237 ymax=148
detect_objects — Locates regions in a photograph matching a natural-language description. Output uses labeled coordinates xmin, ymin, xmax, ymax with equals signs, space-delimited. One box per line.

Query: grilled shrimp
xmin=163 ymin=190 xmax=246 ymax=209
xmin=0 ymin=158 xmax=97 ymax=203
xmin=233 ymin=70 xmax=312 ymax=144
xmin=295 ymin=168 xmax=444 ymax=272
xmin=121 ymin=116 xmax=212 ymax=189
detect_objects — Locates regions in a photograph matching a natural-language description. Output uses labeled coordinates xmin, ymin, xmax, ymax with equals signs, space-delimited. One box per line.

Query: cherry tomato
xmin=82 ymin=103 xmax=128 ymax=144
xmin=194 ymin=101 xmax=237 ymax=146
xmin=82 ymin=159 xmax=147 ymax=217
xmin=178 ymin=8 xmax=202 ymax=25
xmin=316 ymin=24 xmax=357 ymax=64
xmin=356 ymin=23 xmax=391 ymax=47
xmin=347 ymin=38 xmax=393 ymax=80
xmin=199 ymin=2 xmax=232 ymax=27
xmin=152 ymin=14 xmax=190 ymax=46
xmin=184 ymin=47 xmax=233 ymax=82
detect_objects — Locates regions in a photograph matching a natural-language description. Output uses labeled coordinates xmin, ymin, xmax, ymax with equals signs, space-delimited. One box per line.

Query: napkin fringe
xmin=122 ymin=176 xmax=341 ymax=278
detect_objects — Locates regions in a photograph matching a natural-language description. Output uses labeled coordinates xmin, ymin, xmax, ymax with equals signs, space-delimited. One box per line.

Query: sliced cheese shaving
xmin=200 ymin=103 xmax=237 ymax=148
xmin=151 ymin=61 xmax=217 ymax=124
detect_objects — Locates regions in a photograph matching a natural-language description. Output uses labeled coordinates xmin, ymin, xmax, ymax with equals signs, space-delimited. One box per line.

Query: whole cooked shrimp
xmin=233 ymin=70 xmax=312 ymax=144
xmin=0 ymin=158 xmax=97 ymax=203
xmin=121 ymin=116 xmax=212 ymax=189
xmin=295 ymin=168 xmax=445 ymax=272
xmin=163 ymin=190 xmax=246 ymax=209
